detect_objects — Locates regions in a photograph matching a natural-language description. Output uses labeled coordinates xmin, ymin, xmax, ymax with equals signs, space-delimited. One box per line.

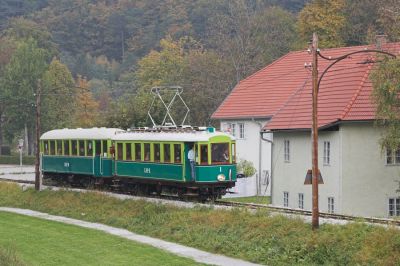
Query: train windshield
xmin=211 ymin=143 xmax=229 ymax=164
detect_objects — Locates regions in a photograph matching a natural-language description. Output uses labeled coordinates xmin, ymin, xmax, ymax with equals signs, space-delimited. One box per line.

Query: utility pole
xmin=35 ymin=79 xmax=42 ymax=191
xmin=311 ymin=33 xmax=319 ymax=230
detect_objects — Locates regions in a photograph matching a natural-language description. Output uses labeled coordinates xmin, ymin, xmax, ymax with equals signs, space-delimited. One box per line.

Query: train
xmin=40 ymin=126 xmax=237 ymax=200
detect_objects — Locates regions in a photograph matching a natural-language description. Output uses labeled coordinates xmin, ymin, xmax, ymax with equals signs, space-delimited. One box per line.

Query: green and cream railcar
xmin=40 ymin=128 xmax=122 ymax=184
xmin=40 ymin=127 xmax=237 ymax=199
xmin=112 ymin=128 xmax=236 ymax=197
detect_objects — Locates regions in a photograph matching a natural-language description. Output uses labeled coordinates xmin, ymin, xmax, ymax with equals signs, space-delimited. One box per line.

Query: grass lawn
xmin=222 ymin=196 xmax=271 ymax=204
xmin=0 ymin=211 xmax=203 ymax=266
xmin=1 ymin=182 xmax=400 ymax=265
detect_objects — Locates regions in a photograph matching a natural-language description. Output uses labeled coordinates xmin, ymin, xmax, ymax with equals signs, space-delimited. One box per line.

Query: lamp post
xmin=309 ymin=33 xmax=396 ymax=230
xmin=310 ymin=33 xmax=319 ymax=230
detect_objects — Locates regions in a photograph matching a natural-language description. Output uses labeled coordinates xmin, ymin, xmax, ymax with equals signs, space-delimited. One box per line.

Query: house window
xmin=388 ymin=198 xmax=400 ymax=216
xmin=298 ymin=193 xmax=304 ymax=209
xmin=227 ymin=123 xmax=237 ymax=137
xmin=386 ymin=148 xmax=400 ymax=165
xmin=238 ymin=123 xmax=245 ymax=139
xmin=283 ymin=191 xmax=289 ymax=207
xmin=323 ymin=141 xmax=330 ymax=165
xmin=284 ymin=140 xmax=290 ymax=162
xmin=328 ymin=197 xmax=335 ymax=214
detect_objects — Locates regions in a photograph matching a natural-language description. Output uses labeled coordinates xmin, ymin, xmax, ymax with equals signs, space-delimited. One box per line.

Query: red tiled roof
xmin=211 ymin=41 xmax=400 ymax=130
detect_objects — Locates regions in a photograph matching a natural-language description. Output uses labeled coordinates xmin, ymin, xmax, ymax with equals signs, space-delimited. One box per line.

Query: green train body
xmin=40 ymin=127 xmax=237 ymax=200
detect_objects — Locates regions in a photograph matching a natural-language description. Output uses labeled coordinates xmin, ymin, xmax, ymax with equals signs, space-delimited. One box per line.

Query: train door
xmin=184 ymin=142 xmax=196 ymax=182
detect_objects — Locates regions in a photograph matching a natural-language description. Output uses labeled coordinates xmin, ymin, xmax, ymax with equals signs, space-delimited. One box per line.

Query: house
xmin=263 ymin=42 xmax=400 ymax=218
xmin=213 ymin=37 xmax=400 ymax=217
xmin=211 ymin=52 xmax=315 ymax=196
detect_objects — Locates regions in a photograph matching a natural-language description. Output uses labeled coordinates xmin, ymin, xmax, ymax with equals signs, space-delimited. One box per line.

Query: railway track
xmin=215 ymin=200 xmax=400 ymax=226
xmin=1 ymin=177 xmax=399 ymax=227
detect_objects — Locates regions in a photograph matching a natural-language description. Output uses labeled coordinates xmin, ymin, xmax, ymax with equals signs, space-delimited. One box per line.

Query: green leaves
xmin=371 ymin=57 xmax=400 ymax=149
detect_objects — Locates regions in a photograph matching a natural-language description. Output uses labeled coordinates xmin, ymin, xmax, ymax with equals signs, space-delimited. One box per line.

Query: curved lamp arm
xmin=317 ymin=49 xmax=396 ymax=91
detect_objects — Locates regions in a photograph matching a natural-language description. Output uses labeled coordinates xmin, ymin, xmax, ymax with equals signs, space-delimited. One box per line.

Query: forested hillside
xmin=0 ymin=0 xmax=399 ymax=154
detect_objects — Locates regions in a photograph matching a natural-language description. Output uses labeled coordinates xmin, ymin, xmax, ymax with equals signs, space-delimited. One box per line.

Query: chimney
xmin=376 ymin=35 xmax=388 ymax=50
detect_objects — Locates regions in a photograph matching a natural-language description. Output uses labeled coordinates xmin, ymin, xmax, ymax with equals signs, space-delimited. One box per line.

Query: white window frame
xmin=386 ymin=148 xmax=400 ymax=165
xmin=388 ymin=197 xmax=400 ymax=216
xmin=226 ymin=123 xmax=236 ymax=137
xmin=328 ymin=197 xmax=335 ymax=214
xmin=231 ymin=123 xmax=236 ymax=137
xmin=298 ymin=193 xmax=304 ymax=209
xmin=323 ymin=141 xmax=330 ymax=165
xmin=284 ymin=140 xmax=290 ymax=162
xmin=283 ymin=191 xmax=289 ymax=207
xmin=238 ymin=123 xmax=245 ymax=139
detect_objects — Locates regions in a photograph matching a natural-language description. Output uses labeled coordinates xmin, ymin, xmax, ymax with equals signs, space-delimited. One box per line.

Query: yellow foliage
xmin=298 ymin=0 xmax=346 ymax=48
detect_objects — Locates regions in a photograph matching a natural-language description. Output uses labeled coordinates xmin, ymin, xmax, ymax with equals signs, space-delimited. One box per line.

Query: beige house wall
xmin=219 ymin=119 xmax=272 ymax=197
xmin=271 ymin=122 xmax=400 ymax=218
xmin=271 ymin=130 xmax=341 ymax=213
xmin=341 ymin=122 xmax=400 ymax=217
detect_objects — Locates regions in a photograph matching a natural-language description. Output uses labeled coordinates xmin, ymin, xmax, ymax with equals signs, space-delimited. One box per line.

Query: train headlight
xmin=217 ymin=174 xmax=226 ymax=181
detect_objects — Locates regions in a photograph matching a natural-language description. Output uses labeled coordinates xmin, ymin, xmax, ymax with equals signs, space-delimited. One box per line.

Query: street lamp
xmin=308 ymin=33 xmax=396 ymax=230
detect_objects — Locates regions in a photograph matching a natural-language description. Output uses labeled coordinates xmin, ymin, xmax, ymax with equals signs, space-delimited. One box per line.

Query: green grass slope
xmin=0 ymin=182 xmax=399 ymax=265
xmin=0 ymin=211 xmax=202 ymax=266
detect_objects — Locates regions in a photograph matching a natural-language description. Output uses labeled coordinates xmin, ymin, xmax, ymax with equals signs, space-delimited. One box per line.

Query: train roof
xmin=40 ymin=128 xmax=123 ymax=140
xmin=112 ymin=130 xmax=235 ymax=142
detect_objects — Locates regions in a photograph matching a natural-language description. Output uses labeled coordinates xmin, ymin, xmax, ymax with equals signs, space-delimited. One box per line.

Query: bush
xmin=236 ymin=159 xmax=256 ymax=177
xmin=0 ymin=155 xmax=35 ymax=165
xmin=1 ymin=146 xmax=11 ymax=155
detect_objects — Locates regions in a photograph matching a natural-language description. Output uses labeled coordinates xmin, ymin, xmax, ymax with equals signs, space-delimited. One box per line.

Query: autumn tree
xmin=74 ymin=75 xmax=99 ymax=128
xmin=297 ymin=0 xmax=346 ymax=48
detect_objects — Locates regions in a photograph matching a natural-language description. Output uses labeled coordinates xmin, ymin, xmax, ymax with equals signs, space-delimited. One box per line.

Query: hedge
xmin=0 ymin=155 xmax=35 ymax=165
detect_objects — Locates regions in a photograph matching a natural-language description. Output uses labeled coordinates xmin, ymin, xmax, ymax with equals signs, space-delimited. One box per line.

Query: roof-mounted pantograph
xmin=147 ymin=86 xmax=190 ymax=128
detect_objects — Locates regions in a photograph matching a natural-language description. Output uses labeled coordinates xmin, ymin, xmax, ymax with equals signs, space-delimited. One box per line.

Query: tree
xmin=73 ymin=75 xmax=99 ymax=128
xmin=297 ymin=0 xmax=346 ymax=48
xmin=371 ymin=57 xmax=400 ymax=149
xmin=209 ymin=1 xmax=297 ymax=82
xmin=378 ymin=0 xmax=400 ymax=42
xmin=2 ymin=38 xmax=50 ymax=154
xmin=5 ymin=17 xmax=57 ymax=56
xmin=41 ymin=58 xmax=76 ymax=132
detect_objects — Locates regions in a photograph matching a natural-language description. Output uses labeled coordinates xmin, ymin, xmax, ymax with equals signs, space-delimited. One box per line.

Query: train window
xmin=78 ymin=140 xmax=85 ymax=156
xmin=163 ymin=144 xmax=171 ymax=163
xmin=56 ymin=140 xmax=62 ymax=155
xmin=231 ymin=143 xmax=236 ymax=163
xmin=135 ymin=143 xmax=141 ymax=161
xmin=126 ymin=143 xmax=132 ymax=160
xmin=50 ymin=140 xmax=56 ymax=155
xmin=87 ymin=141 xmax=93 ymax=156
xmin=95 ymin=141 xmax=101 ymax=156
xmin=211 ymin=143 xmax=229 ymax=164
xmin=117 ymin=143 xmax=123 ymax=160
xmin=102 ymin=140 xmax=107 ymax=157
xmin=174 ymin=144 xmax=181 ymax=164
xmin=200 ymin=145 xmax=208 ymax=165
xmin=44 ymin=141 xmax=49 ymax=155
xmin=71 ymin=140 xmax=77 ymax=156
xmin=64 ymin=140 xmax=70 ymax=156
xmin=144 ymin=143 xmax=150 ymax=161
xmin=154 ymin=143 xmax=160 ymax=162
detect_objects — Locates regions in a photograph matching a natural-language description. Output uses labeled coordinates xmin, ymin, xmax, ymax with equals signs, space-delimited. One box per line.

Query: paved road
xmin=0 ymin=164 xmax=34 ymax=181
